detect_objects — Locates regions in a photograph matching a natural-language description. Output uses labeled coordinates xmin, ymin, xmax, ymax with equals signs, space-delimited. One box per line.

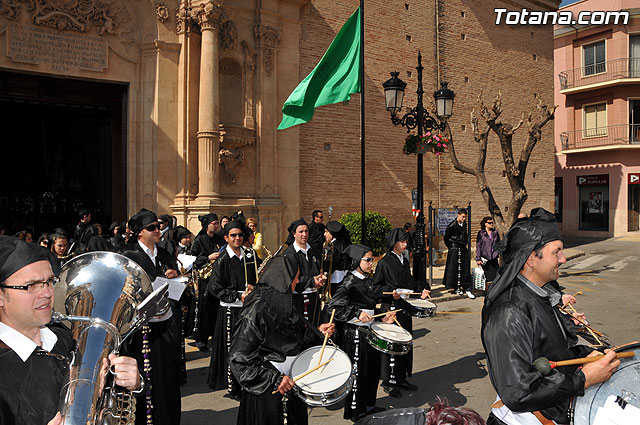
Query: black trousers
xmin=486 ymin=413 xmax=508 ymax=425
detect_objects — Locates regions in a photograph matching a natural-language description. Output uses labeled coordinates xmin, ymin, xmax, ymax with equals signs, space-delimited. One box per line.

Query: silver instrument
xmin=53 ymin=251 xmax=170 ymax=425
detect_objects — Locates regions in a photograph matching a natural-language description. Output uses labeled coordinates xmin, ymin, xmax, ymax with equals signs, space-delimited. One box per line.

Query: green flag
xmin=278 ymin=7 xmax=361 ymax=130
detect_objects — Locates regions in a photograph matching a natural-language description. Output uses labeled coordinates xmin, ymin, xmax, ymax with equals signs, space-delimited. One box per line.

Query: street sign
xmin=577 ymin=174 xmax=609 ymax=186
xmin=629 ymin=173 xmax=640 ymax=185
xmin=436 ymin=208 xmax=458 ymax=235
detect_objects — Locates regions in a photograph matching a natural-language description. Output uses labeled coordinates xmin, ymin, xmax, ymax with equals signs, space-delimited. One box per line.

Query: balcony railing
xmin=560 ymin=124 xmax=640 ymax=150
xmin=558 ymin=57 xmax=640 ymax=90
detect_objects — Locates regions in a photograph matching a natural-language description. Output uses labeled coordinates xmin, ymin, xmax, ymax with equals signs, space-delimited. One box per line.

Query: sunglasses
xmin=228 ymin=232 xmax=244 ymax=238
xmin=144 ymin=223 xmax=159 ymax=232
xmin=486 ymin=222 xmax=494 ymax=225
xmin=361 ymin=257 xmax=374 ymax=262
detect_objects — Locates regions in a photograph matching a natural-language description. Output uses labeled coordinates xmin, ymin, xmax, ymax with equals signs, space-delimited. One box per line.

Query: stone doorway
xmin=0 ymin=71 xmax=127 ymax=237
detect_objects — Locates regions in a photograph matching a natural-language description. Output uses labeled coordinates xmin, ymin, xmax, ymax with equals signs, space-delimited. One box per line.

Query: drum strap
xmin=490 ymin=400 xmax=554 ymax=425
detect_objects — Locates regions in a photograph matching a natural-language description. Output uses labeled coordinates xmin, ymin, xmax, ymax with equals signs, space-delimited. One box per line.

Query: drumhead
xmin=370 ymin=322 xmax=412 ymax=342
xmin=290 ymin=346 xmax=352 ymax=394
xmin=572 ymin=342 xmax=640 ymax=424
xmin=406 ymin=299 xmax=436 ymax=309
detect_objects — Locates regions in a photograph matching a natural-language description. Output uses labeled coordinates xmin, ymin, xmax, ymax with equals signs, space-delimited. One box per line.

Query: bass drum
xmin=571 ymin=342 xmax=640 ymax=424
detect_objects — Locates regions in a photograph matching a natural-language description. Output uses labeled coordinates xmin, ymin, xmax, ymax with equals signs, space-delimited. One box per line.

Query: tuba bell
xmin=53 ymin=251 xmax=169 ymax=425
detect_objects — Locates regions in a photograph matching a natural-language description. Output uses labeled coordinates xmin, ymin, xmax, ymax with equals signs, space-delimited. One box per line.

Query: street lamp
xmin=382 ymin=51 xmax=455 ymax=288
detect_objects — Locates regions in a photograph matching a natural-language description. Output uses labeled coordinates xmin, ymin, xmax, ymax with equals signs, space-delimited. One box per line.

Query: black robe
xmin=443 ymin=219 xmax=471 ymax=291
xmin=0 ymin=326 xmax=73 ymax=425
xmin=190 ymin=232 xmax=225 ymax=345
xmin=123 ymin=243 xmax=182 ymax=425
xmin=481 ymin=275 xmax=592 ymax=423
xmin=283 ymin=244 xmax=323 ymax=325
xmin=158 ymin=228 xmax=176 ymax=256
xmin=229 ymin=285 xmax=322 ymax=425
xmin=308 ymin=221 xmax=325 ymax=254
xmin=207 ymin=248 xmax=259 ymax=394
xmin=372 ymin=252 xmax=426 ymax=384
xmin=327 ymin=272 xmax=383 ymax=421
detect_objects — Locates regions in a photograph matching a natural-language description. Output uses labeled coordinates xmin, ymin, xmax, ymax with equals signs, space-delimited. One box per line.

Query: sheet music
xmin=592 ymin=395 xmax=640 ymax=425
xmin=177 ymin=254 xmax=196 ymax=271
xmin=152 ymin=276 xmax=187 ymax=301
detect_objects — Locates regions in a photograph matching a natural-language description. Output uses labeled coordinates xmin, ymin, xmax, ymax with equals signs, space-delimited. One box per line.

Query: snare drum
xmin=406 ymin=299 xmax=437 ymax=318
xmin=289 ymin=345 xmax=353 ymax=407
xmin=365 ymin=322 xmax=412 ymax=355
xmin=571 ymin=342 xmax=640 ymax=424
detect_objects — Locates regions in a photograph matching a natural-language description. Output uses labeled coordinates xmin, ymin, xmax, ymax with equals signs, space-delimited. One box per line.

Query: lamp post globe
xmin=382 ymin=72 xmax=407 ymax=115
xmin=434 ymin=81 xmax=455 ymax=120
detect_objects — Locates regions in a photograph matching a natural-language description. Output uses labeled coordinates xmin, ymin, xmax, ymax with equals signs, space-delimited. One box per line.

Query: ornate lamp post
xmin=382 ymin=51 xmax=455 ymax=287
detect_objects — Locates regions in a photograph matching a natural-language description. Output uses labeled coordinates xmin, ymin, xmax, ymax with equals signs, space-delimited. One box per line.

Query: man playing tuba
xmin=0 ymin=236 xmax=142 ymax=425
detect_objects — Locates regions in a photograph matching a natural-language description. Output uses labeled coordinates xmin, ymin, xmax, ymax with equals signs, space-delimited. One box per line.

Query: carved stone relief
xmin=155 ymin=3 xmax=169 ymax=23
xmin=254 ymin=24 xmax=280 ymax=76
xmin=241 ymin=40 xmax=256 ymax=129
xmin=218 ymin=125 xmax=256 ymax=184
xmin=0 ymin=0 xmax=136 ymax=47
xmin=175 ymin=4 xmax=198 ymax=34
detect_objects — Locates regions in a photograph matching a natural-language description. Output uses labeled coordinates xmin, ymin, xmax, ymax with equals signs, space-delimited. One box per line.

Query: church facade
xmin=0 ymin=0 xmax=559 ymax=247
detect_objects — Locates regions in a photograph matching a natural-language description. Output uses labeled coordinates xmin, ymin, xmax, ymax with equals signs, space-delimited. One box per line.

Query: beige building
xmin=0 ymin=0 xmax=558 ymax=246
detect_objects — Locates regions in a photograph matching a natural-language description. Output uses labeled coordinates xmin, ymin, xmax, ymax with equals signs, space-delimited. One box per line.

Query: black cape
xmin=328 ymin=271 xmax=383 ymax=420
xmin=283 ymin=243 xmax=322 ymax=324
xmin=122 ymin=243 xmax=182 ymax=425
xmin=442 ymin=219 xmax=471 ymax=291
xmin=0 ymin=326 xmax=73 ymax=425
xmin=229 ymin=256 xmax=321 ymax=425
xmin=481 ymin=275 xmax=591 ymax=423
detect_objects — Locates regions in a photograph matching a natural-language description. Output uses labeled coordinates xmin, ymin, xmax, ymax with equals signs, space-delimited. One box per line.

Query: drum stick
xmin=317 ymin=309 xmax=336 ymax=367
xmin=557 ymin=305 xmax=604 ymax=341
xmin=382 ymin=291 xmax=418 ymax=295
xmin=533 ymin=352 xmax=634 ymax=375
xmin=353 ymin=310 xmax=403 ymax=322
xmin=271 ymin=358 xmax=335 ymax=394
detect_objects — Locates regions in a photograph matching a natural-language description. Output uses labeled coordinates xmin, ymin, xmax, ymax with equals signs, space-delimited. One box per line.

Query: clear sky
xmin=560 ymin=0 xmax=581 ymax=6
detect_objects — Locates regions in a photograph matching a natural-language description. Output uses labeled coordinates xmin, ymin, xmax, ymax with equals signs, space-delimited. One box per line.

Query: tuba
xmin=53 ymin=251 xmax=169 ymax=425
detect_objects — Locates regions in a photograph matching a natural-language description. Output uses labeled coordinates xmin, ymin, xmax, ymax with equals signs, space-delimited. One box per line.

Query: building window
xmin=583 ymin=103 xmax=607 ymax=137
xmin=577 ymin=174 xmax=609 ymax=231
xmin=555 ymin=177 xmax=563 ymax=222
xmin=583 ymin=40 xmax=605 ymax=76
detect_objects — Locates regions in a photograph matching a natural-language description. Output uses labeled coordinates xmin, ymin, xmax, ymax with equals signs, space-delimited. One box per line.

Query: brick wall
xmin=297 ymin=0 xmax=559 ymax=238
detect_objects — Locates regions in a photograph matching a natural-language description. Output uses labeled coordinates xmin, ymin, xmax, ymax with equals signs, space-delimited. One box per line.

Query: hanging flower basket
xmin=402 ymin=132 xmax=449 ymax=156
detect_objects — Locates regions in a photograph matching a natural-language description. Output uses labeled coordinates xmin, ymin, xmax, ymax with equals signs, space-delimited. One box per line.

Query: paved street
xmin=180 ymin=236 xmax=640 ymax=424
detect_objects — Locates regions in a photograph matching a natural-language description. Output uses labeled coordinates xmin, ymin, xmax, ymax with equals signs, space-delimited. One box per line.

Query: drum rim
xmin=370 ymin=322 xmax=412 ymax=342
xmin=405 ymin=299 xmax=437 ymax=308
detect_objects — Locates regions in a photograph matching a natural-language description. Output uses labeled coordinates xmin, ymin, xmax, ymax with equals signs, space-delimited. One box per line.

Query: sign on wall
xmin=577 ymin=174 xmax=609 ymax=186
xmin=629 ymin=173 xmax=640 ymax=185
xmin=436 ymin=209 xmax=459 ymax=235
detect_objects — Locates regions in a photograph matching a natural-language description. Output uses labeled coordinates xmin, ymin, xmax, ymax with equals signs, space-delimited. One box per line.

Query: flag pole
xmin=360 ymin=0 xmax=366 ymax=246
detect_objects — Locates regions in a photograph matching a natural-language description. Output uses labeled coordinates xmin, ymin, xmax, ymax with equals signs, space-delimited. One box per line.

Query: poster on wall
xmin=589 ymin=192 xmax=603 ymax=214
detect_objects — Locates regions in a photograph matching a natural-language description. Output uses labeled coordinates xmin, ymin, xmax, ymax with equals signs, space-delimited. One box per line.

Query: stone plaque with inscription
xmin=7 ymin=23 xmax=108 ymax=72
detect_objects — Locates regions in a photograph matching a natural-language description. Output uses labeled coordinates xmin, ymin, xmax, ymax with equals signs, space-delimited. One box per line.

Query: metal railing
xmin=558 ymin=57 xmax=640 ymax=90
xmin=560 ymin=124 xmax=640 ymax=150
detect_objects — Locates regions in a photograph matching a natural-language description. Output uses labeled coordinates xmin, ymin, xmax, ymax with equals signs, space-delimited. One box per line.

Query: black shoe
xmin=382 ymin=384 xmax=402 ymax=398
xmin=367 ymin=406 xmax=386 ymax=414
xmin=397 ymin=380 xmax=418 ymax=391
xmin=224 ymin=392 xmax=241 ymax=401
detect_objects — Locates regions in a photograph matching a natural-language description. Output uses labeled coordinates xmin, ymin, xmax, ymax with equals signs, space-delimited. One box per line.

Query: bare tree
xmin=446 ymin=92 xmax=556 ymax=236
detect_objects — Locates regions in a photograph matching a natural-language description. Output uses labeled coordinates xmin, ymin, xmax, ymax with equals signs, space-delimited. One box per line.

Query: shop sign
xmin=629 ymin=173 xmax=640 ymax=185
xmin=577 ymin=174 xmax=608 ymax=186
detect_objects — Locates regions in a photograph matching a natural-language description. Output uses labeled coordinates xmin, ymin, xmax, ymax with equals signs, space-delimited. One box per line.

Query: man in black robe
xmin=122 ymin=209 xmax=182 ymax=425
xmin=207 ymin=221 xmax=259 ymax=399
xmin=157 ymin=214 xmax=176 ymax=255
xmin=229 ymin=255 xmax=335 ymax=425
xmin=72 ymin=209 xmax=93 ymax=253
xmin=372 ymin=228 xmax=430 ymax=398
xmin=308 ymin=209 xmax=325 ymax=253
xmin=283 ymin=218 xmax=326 ymax=325
xmin=190 ymin=213 xmax=225 ymax=351
xmin=0 ymin=236 xmax=141 ymax=425
xmin=322 ymin=221 xmax=351 ymax=293
xmin=443 ymin=209 xmax=474 ymax=299
xmin=482 ymin=208 xmax=619 ymax=425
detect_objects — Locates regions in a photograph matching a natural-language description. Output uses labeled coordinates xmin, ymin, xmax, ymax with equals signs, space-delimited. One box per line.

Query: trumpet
xmin=198 ymin=259 xmax=216 ymax=280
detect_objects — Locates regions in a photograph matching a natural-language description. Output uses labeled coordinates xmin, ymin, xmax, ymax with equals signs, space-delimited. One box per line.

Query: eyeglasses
xmin=0 ymin=277 xmax=60 ymax=293
xmin=360 ymin=257 xmax=374 ymax=262
xmin=228 ymin=233 xmax=244 ymax=238
xmin=486 ymin=222 xmax=494 ymax=225
xmin=144 ymin=223 xmax=159 ymax=232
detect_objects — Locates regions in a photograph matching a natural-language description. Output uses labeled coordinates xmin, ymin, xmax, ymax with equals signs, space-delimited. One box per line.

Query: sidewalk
xmin=426 ymin=246 xmax=586 ymax=303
